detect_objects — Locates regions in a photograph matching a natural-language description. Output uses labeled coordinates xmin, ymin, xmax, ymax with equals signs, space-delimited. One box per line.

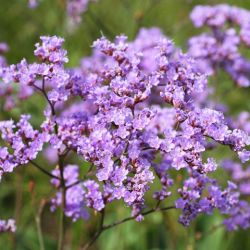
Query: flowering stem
xmin=57 ymin=155 xmax=67 ymax=250
xmin=35 ymin=216 xmax=44 ymax=250
xmin=104 ymin=205 xmax=175 ymax=230
xmin=30 ymin=160 xmax=60 ymax=180
xmin=82 ymin=209 xmax=106 ymax=250
xmin=35 ymin=77 xmax=67 ymax=250
xmin=35 ymin=200 xmax=46 ymax=250
xmin=81 ymin=205 xmax=175 ymax=250
xmin=33 ymin=83 xmax=55 ymax=117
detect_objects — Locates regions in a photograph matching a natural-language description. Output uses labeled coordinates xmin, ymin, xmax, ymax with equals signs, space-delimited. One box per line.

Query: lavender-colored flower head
xmin=0 ymin=42 xmax=33 ymax=110
xmin=228 ymin=112 xmax=250 ymax=134
xmin=0 ymin=219 xmax=16 ymax=233
xmin=189 ymin=4 xmax=250 ymax=87
xmin=51 ymin=165 xmax=89 ymax=221
xmin=34 ymin=36 xmax=68 ymax=65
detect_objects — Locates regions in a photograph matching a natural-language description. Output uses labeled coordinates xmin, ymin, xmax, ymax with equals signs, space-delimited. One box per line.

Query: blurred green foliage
xmin=0 ymin=0 xmax=250 ymax=249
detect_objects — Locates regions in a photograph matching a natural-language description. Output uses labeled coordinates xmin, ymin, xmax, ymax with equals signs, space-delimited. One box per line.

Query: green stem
xmin=37 ymin=77 xmax=66 ymax=250
xmin=57 ymin=156 xmax=66 ymax=250
xmin=30 ymin=160 xmax=60 ymax=180
xmin=82 ymin=209 xmax=105 ymax=250
xmin=81 ymin=205 xmax=175 ymax=250
xmin=36 ymin=215 xmax=45 ymax=250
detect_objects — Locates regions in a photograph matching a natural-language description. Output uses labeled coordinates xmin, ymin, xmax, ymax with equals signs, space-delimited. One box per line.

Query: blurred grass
xmin=0 ymin=0 xmax=250 ymax=249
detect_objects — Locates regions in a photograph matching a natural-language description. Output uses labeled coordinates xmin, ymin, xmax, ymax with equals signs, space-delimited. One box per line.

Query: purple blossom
xmin=83 ymin=180 xmax=104 ymax=211
xmin=0 ymin=219 xmax=16 ymax=233
xmin=51 ymin=165 xmax=89 ymax=221
xmin=34 ymin=36 xmax=68 ymax=64
xmin=189 ymin=4 xmax=250 ymax=87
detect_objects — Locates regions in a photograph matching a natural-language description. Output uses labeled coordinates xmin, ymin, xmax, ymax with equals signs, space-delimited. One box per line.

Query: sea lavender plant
xmin=0 ymin=31 xmax=249 ymax=249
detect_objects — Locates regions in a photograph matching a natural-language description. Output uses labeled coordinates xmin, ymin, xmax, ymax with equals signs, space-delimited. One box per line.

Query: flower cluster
xmin=0 ymin=115 xmax=50 ymax=179
xmin=229 ymin=112 xmax=250 ymax=135
xmin=51 ymin=165 xmax=90 ymax=221
xmin=220 ymin=160 xmax=250 ymax=230
xmin=78 ymin=27 xmax=168 ymax=76
xmin=1 ymin=36 xmax=70 ymax=106
xmin=0 ymin=219 xmax=16 ymax=233
xmin=0 ymin=29 xmax=250 ymax=234
xmin=188 ymin=4 xmax=250 ymax=87
xmin=0 ymin=42 xmax=33 ymax=110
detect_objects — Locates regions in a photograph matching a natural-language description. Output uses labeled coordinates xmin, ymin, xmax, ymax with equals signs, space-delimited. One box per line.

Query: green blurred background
xmin=0 ymin=0 xmax=250 ymax=249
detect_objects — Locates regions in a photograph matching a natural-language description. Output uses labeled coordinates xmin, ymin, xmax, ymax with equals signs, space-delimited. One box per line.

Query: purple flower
xmin=189 ymin=4 xmax=250 ymax=87
xmin=34 ymin=36 xmax=68 ymax=64
xmin=51 ymin=165 xmax=89 ymax=221
xmin=0 ymin=219 xmax=16 ymax=233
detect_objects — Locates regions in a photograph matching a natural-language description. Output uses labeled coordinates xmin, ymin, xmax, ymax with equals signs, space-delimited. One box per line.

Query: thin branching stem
xmin=104 ymin=205 xmax=175 ymax=230
xmin=30 ymin=160 xmax=60 ymax=180
xmin=81 ymin=205 xmax=175 ymax=250
xmin=35 ymin=200 xmax=46 ymax=250
xmin=57 ymin=155 xmax=66 ymax=250
xmin=33 ymin=82 xmax=55 ymax=118
xmin=65 ymin=164 xmax=94 ymax=190
xmin=34 ymin=77 xmax=66 ymax=250
xmin=82 ymin=209 xmax=106 ymax=250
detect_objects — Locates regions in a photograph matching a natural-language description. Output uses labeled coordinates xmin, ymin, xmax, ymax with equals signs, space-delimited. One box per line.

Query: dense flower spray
xmin=0 ymin=28 xmax=249 ymax=239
